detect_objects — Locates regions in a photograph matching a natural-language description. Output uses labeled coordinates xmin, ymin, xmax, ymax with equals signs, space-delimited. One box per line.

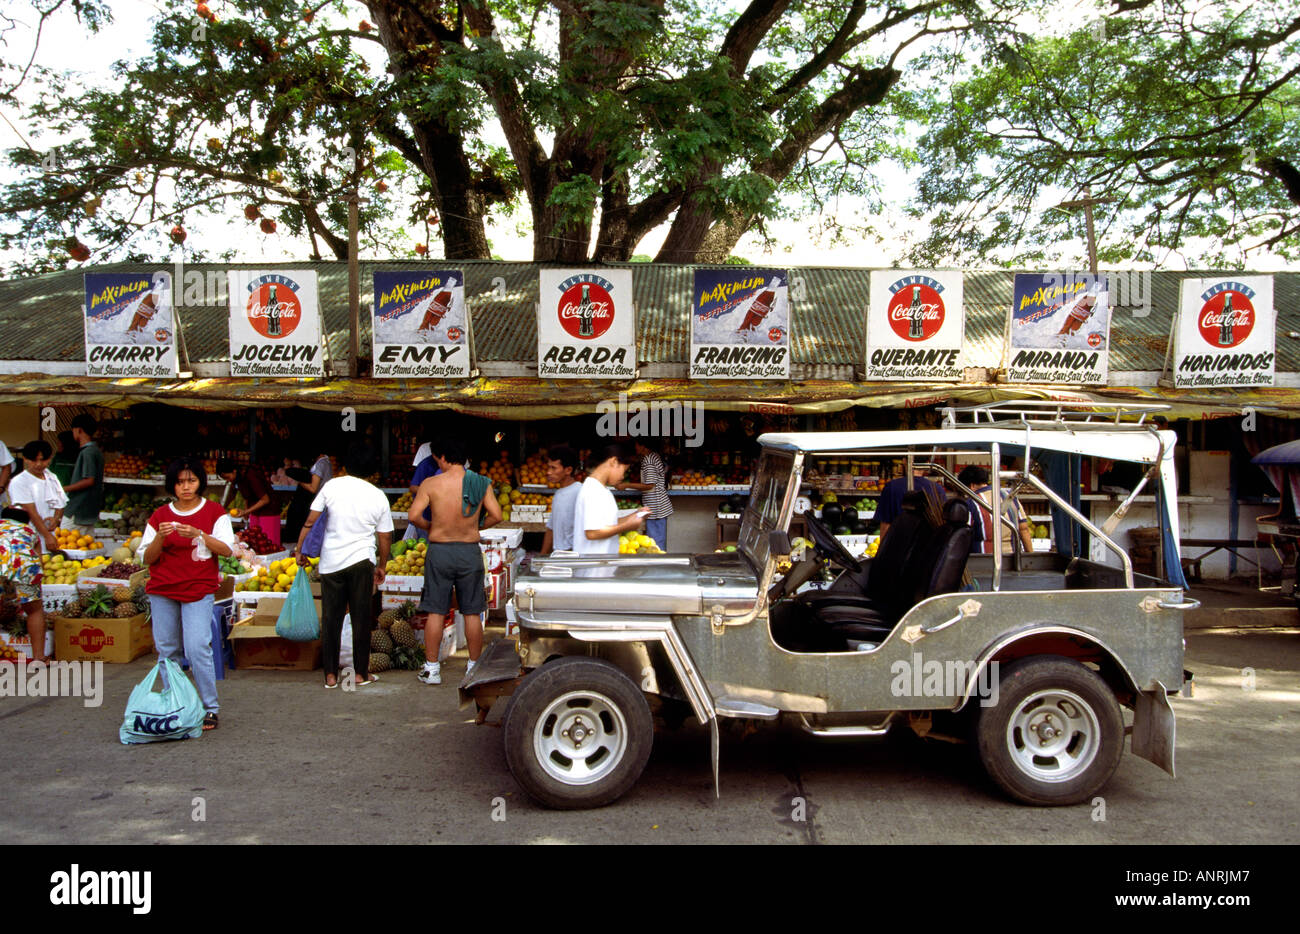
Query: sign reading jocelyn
xmin=226 ymin=270 xmax=324 ymax=377
xmin=1006 ymin=272 xmax=1111 ymax=384
xmin=1173 ymin=276 xmax=1275 ymax=388
xmin=83 ymin=272 xmax=178 ymax=377
xmin=690 ymin=268 xmax=790 ymax=379
xmin=372 ymin=270 xmax=470 ymax=378
xmin=537 ymin=268 xmax=635 ymax=378
xmin=866 ymin=270 xmax=964 ymax=380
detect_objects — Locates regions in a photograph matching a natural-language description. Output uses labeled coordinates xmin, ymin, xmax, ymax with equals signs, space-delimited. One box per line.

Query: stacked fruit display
xmin=715 ymin=494 xmax=748 ymax=516
xmin=616 ymin=498 xmax=639 ymax=510
xmin=236 ymin=556 xmax=319 ymax=592
xmin=104 ymin=454 xmax=167 ymax=478
xmin=517 ymin=452 xmax=549 ymax=486
xmin=218 ymin=554 xmax=255 ymax=576
xmin=370 ymin=601 xmax=426 ymax=672
xmin=850 ymin=496 xmax=878 ymax=515
xmin=673 ymin=470 xmax=724 ymax=488
xmin=58 ymin=584 xmax=149 ymax=620
xmin=385 ymin=539 xmax=426 ymax=576
xmin=91 ymin=562 xmax=143 ymax=580
xmin=54 ymin=528 xmax=103 ymax=553
xmin=480 ymin=451 xmax=516 ymax=489
xmin=104 ymin=495 xmax=161 ymax=536
xmin=41 ymin=554 xmax=95 ymax=585
xmin=618 ymin=531 xmax=661 ymax=554
xmin=391 ymin=490 xmax=414 ymax=512
xmin=225 ymin=492 xmax=246 ymax=516
xmin=237 ymin=524 xmax=278 ymax=554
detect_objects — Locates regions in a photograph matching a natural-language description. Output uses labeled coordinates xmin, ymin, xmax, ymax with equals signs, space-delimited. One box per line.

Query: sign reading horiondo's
xmin=537 ymin=269 xmax=635 ymax=379
xmin=1006 ymin=272 xmax=1111 ymax=384
xmin=83 ymin=272 xmax=178 ymax=378
xmin=866 ymin=271 xmax=964 ymax=380
xmin=372 ymin=270 xmax=470 ymax=378
xmin=690 ymin=268 xmax=790 ymax=379
xmin=226 ymin=270 xmax=324 ymax=377
xmin=1173 ymin=276 xmax=1275 ymax=388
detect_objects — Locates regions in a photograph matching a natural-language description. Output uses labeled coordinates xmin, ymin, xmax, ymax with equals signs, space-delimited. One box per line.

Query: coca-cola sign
xmin=227 ymin=269 xmax=324 ymax=376
xmin=1197 ymin=287 xmax=1254 ymax=348
xmin=538 ymin=268 xmax=635 ymax=379
xmin=886 ymin=281 xmax=945 ymax=342
xmin=557 ymin=279 xmax=615 ymax=340
xmin=1173 ymin=277 xmax=1274 ymax=388
xmin=245 ymin=275 xmax=302 ymax=339
xmin=866 ymin=271 xmax=964 ymax=380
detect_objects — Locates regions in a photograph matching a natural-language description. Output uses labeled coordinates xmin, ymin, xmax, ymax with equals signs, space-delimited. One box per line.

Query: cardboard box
xmin=53 ymin=613 xmax=153 ymax=664
xmin=0 ymin=629 xmax=54 ymax=660
xmin=227 ymin=605 xmax=321 ymax=670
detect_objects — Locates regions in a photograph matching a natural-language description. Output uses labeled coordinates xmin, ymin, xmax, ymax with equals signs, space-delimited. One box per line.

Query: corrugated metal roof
xmin=0 ymin=261 xmax=1295 ymax=372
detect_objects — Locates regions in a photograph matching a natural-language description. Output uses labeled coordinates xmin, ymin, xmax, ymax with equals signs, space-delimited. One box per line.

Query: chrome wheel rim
xmin=533 ymin=690 xmax=629 ymax=786
xmin=1006 ymin=689 xmax=1101 ymax=783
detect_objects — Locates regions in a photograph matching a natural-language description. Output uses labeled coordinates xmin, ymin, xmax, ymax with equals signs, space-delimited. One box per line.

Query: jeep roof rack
xmin=940 ymin=400 xmax=1170 ymax=430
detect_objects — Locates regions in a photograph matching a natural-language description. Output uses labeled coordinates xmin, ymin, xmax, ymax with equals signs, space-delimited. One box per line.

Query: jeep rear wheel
xmin=504 ymin=656 xmax=653 ymax=809
xmin=977 ymin=656 xmax=1124 ymax=806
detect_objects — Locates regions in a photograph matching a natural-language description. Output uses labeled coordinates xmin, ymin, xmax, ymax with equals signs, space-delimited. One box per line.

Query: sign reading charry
xmin=372 ymin=270 xmax=470 ymax=378
xmin=226 ymin=270 xmax=323 ymax=377
xmin=537 ymin=269 xmax=635 ymax=378
xmin=1174 ymin=276 xmax=1275 ymax=388
xmin=690 ymin=268 xmax=791 ymax=379
xmin=866 ymin=270 xmax=964 ymax=380
xmin=1006 ymin=273 xmax=1111 ymax=384
xmin=83 ymin=272 xmax=178 ymax=377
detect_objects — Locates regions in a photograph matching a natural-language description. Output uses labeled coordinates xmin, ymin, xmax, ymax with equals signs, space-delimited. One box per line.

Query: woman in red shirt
xmin=140 ymin=456 xmax=235 ymax=731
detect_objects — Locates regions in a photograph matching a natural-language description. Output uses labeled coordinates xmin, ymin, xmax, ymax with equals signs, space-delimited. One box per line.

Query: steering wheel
xmin=803 ymin=512 xmax=861 ymax=572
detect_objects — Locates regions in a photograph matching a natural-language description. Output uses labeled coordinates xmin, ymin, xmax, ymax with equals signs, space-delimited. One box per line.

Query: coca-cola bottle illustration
xmin=267 ymin=285 xmax=282 ymax=336
xmin=1057 ymin=292 xmax=1096 ymax=337
xmin=419 ymin=290 xmax=453 ymax=331
xmin=127 ymin=291 xmax=158 ymax=332
xmin=577 ymin=285 xmax=595 ymax=338
xmin=1218 ymin=293 xmax=1234 ymax=346
xmin=908 ymin=286 xmax=925 ymax=339
xmin=739 ymin=278 xmax=780 ymax=331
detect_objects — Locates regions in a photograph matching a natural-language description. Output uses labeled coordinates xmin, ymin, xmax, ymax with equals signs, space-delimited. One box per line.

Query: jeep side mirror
xmin=769 ymin=530 xmax=792 ymax=560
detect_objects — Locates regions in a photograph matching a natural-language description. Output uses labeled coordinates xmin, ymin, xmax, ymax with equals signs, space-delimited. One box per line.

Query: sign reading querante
xmin=865 ymin=271 xmax=964 ymax=380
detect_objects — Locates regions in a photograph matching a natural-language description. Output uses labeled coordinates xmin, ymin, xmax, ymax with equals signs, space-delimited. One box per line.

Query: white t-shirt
xmin=310 ymin=475 xmax=394 ymax=574
xmin=9 ymin=469 xmax=68 ymax=521
xmin=546 ymin=482 xmax=581 ymax=552
xmin=573 ymin=477 xmax=618 ymax=556
xmin=138 ymin=501 xmax=236 ymax=555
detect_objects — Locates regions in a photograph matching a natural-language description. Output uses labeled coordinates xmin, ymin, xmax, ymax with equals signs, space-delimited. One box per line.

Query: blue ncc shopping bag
xmin=275 ymin=569 xmax=320 ymax=641
xmin=119 ymin=658 xmax=204 ymax=744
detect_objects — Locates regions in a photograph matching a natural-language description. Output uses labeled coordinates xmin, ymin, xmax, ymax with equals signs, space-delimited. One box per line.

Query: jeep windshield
xmin=739 ymin=448 xmax=800 ymax=575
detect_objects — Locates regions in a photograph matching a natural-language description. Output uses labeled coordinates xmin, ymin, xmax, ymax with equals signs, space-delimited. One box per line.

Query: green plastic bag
xmin=275 ymin=569 xmax=320 ymax=641
xmin=119 ymin=658 xmax=204 ymax=744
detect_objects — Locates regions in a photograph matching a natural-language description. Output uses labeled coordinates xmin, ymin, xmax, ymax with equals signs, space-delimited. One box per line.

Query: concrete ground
xmin=2 ymin=614 xmax=1297 ymax=845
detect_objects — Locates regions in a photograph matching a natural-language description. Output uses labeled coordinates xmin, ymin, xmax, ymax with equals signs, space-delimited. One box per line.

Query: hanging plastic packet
xmin=192 ymin=533 xmax=211 ymax=561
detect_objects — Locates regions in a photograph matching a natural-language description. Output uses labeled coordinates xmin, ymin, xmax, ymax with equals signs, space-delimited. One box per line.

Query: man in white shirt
xmin=574 ymin=444 xmax=647 ymax=556
xmin=296 ymin=449 xmax=394 ymax=689
xmin=541 ymin=445 xmax=582 ymax=554
xmin=10 ymin=440 xmax=67 ymax=553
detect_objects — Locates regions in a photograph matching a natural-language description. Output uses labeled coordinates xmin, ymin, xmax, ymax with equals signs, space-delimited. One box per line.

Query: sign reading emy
xmin=1174 ymin=276 xmax=1275 ymax=388
xmin=83 ymin=272 xmax=178 ymax=378
xmin=227 ymin=270 xmax=324 ymax=377
xmin=372 ymin=270 xmax=470 ymax=378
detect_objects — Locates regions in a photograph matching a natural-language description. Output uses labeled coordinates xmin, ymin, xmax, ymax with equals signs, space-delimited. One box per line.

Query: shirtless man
xmin=408 ymin=436 xmax=502 ymax=685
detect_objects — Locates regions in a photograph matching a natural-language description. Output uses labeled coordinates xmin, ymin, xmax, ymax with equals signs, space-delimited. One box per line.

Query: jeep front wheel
xmin=977 ymin=656 xmax=1124 ymax=806
xmin=504 ymin=656 xmax=653 ymax=809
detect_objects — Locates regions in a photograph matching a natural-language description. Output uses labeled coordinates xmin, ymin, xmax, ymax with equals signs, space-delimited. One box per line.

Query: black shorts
xmin=417 ymin=541 xmax=486 ymax=616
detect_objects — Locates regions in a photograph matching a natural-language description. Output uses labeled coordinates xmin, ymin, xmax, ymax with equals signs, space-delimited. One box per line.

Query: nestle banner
xmin=372 ymin=270 xmax=470 ymax=378
xmin=1006 ymin=272 xmax=1111 ymax=384
xmin=689 ymin=268 xmax=790 ymax=379
xmin=537 ymin=268 xmax=635 ymax=379
xmin=83 ymin=272 xmax=178 ymax=378
xmin=865 ymin=270 xmax=964 ymax=380
xmin=226 ymin=270 xmax=324 ymax=377
xmin=1174 ymin=276 xmax=1275 ymax=388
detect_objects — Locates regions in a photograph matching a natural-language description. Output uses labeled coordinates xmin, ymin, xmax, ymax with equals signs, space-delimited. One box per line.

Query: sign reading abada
xmin=227 ymin=270 xmax=324 ymax=377
xmin=83 ymin=272 xmax=178 ymax=378
xmin=690 ymin=268 xmax=790 ymax=379
xmin=372 ymin=270 xmax=470 ymax=378
xmin=537 ymin=268 xmax=635 ymax=379
xmin=1006 ymin=272 xmax=1111 ymax=384
xmin=1173 ymin=276 xmax=1274 ymax=388
xmin=865 ymin=271 xmax=964 ymax=380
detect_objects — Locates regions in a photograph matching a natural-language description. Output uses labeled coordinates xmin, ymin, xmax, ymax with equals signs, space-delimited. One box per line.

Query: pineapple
xmin=83 ymin=585 xmax=114 ymax=619
xmin=375 ymin=609 xmax=398 ymax=631
xmin=398 ymin=600 xmax=417 ymax=621
xmin=62 ymin=596 xmax=86 ymax=619
xmin=112 ymin=586 xmax=134 ymax=604
xmin=113 ymin=602 xmax=138 ymax=618
xmin=369 ymin=652 xmax=392 ymax=673
xmin=371 ymin=630 xmax=394 ymax=654
xmin=390 ymin=619 xmax=417 ymax=649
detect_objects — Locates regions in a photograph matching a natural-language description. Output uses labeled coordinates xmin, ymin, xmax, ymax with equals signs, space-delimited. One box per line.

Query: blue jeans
xmin=645 ymin=517 xmax=668 ymax=552
xmin=149 ymin=594 xmax=218 ymax=714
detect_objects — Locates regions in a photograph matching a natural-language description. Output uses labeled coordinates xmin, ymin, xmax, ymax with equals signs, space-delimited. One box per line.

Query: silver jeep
xmin=462 ymin=403 xmax=1195 ymax=809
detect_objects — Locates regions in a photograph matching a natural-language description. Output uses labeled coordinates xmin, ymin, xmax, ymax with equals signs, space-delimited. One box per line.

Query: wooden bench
xmin=1179 ymin=538 xmax=1264 ymax=583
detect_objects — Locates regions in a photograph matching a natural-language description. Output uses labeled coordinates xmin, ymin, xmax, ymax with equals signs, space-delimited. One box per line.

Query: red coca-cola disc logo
xmin=557 ymin=282 xmax=614 ymax=340
xmin=1087 ymin=332 xmax=1103 ymax=348
xmin=154 ymin=328 xmax=171 ymax=342
xmin=1198 ymin=291 xmax=1254 ymax=348
xmin=768 ymin=327 xmax=784 ymax=342
xmin=887 ymin=284 xmax=945 ymax=342
xmin=447 ymin=326 xmax=463 ymax=341
xmin=246 ymin=283 xmax=302 ymax=339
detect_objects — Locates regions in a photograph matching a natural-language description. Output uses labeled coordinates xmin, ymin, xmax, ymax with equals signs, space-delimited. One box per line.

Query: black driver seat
xmin=821 ymin=499 xmax=974 ymax=646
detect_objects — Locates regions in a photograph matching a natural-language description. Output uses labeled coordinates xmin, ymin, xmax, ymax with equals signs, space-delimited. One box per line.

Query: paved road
xmin=2 ymin=629 xmax=1297 ymax=845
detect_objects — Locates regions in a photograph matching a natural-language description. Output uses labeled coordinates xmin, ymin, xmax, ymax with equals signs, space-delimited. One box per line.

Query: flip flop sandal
xmin=202 ymin=713 xmax=219 ymax=731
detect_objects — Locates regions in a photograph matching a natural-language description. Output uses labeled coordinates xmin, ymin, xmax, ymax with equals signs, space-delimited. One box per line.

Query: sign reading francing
xmin=690 ymin=268 xmax=790 ymax=379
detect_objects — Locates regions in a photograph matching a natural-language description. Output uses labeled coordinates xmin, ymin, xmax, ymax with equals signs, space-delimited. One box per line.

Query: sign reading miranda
xmin=866 ymin=271 xmax=964 ymax=380
xmin=1006 ymin=272 xmax=1111 ymax=384
xmin=227 ymin=270 xmax=324 ymax=377
xmin=1174 ymin=276 xmax=1275 ymax=388
xmin=372 ymin=270 xmax=470 ymax=378
xmin=690 ymin=268 xmax=790 ymax=379
xmin=83 ymin=272 xmax=178 ymax=377
xmin=537 ymin=269 xmax=635 ymax=378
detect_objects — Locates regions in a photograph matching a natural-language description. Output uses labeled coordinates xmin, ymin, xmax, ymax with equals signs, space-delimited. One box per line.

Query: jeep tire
xmin=504 ymin=656 xmax=653 ymax=809
xmin=977 ymin=655 xmax=1124 ymax=806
